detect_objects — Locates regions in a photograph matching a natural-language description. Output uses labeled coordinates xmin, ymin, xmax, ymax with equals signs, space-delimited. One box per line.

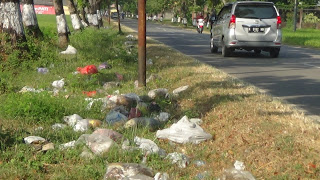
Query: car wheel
xmin=210 ymin=38 xmax=218 ymax=53
xmin=221 ymin=41 xmax=230 ymax=57
xmin=270 ymin=48 xmax=280 ymax=58
xmin=254 ymin=49 xmax=261 ymax=54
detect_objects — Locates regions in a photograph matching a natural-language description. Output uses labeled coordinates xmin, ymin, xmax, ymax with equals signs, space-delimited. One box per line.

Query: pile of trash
xmin=19 ymin=43 xmax=256 ymax=178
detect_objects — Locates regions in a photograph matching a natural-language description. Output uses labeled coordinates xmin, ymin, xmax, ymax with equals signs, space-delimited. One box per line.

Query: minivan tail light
xmin=229 ymin=15 xmax=236 ymax=29
xmin=277 ymin=16 xmax=282 ymax=29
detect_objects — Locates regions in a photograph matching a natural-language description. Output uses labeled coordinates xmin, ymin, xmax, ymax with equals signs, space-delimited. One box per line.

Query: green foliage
xmin=303 ymin=13 xmax=320 ymax=23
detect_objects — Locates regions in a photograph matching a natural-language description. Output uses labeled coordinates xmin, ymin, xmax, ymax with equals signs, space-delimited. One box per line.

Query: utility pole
xmin=138 ymin=0 xmax=146 ymax=87
xmin=293 ymin=0 xmax=298 ymax=32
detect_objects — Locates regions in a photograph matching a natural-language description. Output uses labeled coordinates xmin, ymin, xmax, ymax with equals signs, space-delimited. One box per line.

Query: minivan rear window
xmin=235 ymin=4 xmax=277 ymax=19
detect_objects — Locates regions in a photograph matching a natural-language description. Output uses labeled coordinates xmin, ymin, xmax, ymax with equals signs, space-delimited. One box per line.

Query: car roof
xmin=226 ymin=1 xmax=274 ymax=6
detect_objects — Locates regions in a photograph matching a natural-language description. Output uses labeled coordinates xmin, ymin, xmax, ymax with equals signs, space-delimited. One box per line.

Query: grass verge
xmin=0 ymin=15 xmax=320 ymax=179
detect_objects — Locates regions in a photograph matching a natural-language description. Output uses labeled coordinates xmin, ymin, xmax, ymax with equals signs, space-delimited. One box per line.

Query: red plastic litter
xmin=115 ymin=72 xmax=123 ymax=81
xmin=77 ymin=65 xmax=98 ymax=75
xmin=128 ymin=108 xmax=141 ymax=119
xmin=83 ymin=91 xmax=97 ymax=97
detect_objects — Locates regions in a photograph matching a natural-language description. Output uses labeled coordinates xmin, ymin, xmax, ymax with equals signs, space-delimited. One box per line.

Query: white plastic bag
xmin=156 ymin=116 xmax=212 ymax=144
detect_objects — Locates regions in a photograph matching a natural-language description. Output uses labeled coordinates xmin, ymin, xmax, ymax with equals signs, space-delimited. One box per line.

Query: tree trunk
xmin=96 ymin=0 xmax=103 ymax=27
xmin=67 ymin=0 xmax=83 ymax=31
xmin=107 ymin=2 xmax=110 ymax=25
xmin=115 ymin=0 xmax=121 ymax=33
xmin=1 ymin=0 xmax=26 ymax=45
xmin=21 ymin=0 xmax=42 ymax=38
xmin=88 ymin=0 xmax=99 ymax=28
xmin=0 ymin=1 xmax=4 ymax=33
xmin=53 ymin=0 xmax=69 ymax=48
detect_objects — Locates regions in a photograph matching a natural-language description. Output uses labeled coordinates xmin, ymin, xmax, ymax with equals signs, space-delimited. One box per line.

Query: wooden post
xmin=299 ymin=8 xmax=303 ymax=29
xmin=138 ymin=0 xmax=146 ymax=87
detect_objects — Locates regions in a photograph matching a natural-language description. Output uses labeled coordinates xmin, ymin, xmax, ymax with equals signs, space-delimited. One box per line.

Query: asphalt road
xmin=121 ymin=18 xmax=320 ymax=119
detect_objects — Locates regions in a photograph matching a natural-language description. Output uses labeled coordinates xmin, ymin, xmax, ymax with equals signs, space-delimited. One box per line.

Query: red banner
xmin=34 ymin=5 xmax=55 ymax=15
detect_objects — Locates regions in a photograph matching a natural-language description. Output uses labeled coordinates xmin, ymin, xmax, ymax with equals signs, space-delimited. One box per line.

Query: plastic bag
xmin=60 ymin=45 xmax=77 ymax=55
xmin=77 ymin=65 xmax=98 ymax=75
xmin=156 ymin=116 xmax=212 ymax=144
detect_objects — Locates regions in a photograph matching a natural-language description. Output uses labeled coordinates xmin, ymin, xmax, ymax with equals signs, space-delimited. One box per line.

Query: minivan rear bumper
xmin=226 ymin=41 xmax=281 ymax=49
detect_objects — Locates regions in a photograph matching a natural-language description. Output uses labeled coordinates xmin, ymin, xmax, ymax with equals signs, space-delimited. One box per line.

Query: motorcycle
xmin=197 ymin=19 xmax=204 ymax=34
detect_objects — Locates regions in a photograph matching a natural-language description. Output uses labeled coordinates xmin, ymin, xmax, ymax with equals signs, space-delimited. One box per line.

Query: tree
xmin=53 ymin=0 xmax=69 ymax=48
xmin=67 ymin=0 xmax=83 ymax=31
xmin=21 ymin=0 xmax=43 ymax=38
xmin=88 ymin=0 xmax=99 ymax=27
xmin=0 ymin=0 xmax=26 ymax=45
xmin=115 ymin=0 xmax=122 ymax=33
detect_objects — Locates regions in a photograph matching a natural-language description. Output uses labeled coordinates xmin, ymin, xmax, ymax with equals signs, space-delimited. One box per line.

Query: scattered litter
xmin=41 ymin=143 xmax=54 ymax=151
xmin=136 ymin=102 xmax=149 ymax=115
xmin=98 ymin=62 xmax=112 ymax=70
xmin=166 ymin=152 xmax=190 ymax=168
xmin=52 ymin=78 xmax=65 ymax=89
xmin=134 ymin=136 xmax=164 ymax=155
xmin=156 ymin=116 xmax=212 ymax=144
xmin=52 ymin=123 xmax=67 ymax=130
xmin=82 ymin=90 xmax=97 ymax=97
xmin=19 ymin=86 xmax=44 ymax=93
xmin=60 ymin=140 xmax=76 ymax=150
xmin=124 ymin=41 xmax=134 ymax=46
xmin=112 ymin=105 xmax=129 ymax=116
xmin=109 ymin=95 xmax=134 ymax=107
xmin=128 ymin=108 xmax=142 ymax=119
xmin=172 ymin=85 xmax=189 ymax=96
xmin=77 ymin=65 xmax=98 ymax=75
xmin=103 ymin=82 xmax=120 ymax=90
xmin=80 ymin=147 xmax=95 ymax=159
xmin=90 ymin=129 xmax=123 ymax=142
xmin=88 ymin=119 xmax=102 ymax=128
xmin=63 ymin=114 xmax=83 ymax=127
xmin=193 ymin=160 xmax=206 ymax=167
xmin=37 ymin=67 xmax=49 ymax=74
xmin=60 ymin=45 xmax=77 ymax=55
xmin=234 ymin=160 xmax=246 ymax=171
xmin=148 ymin=88 xmax=168 ymax=99
xmin=218 ymin=161 xmax=255 ymax=180
xmin=148 ymin=102 xmax=161 ymax=113
xmin=73 ymin=119 xmax=90 ymax=132
xmin=155 ymin=112 xmax=170 ymax=122
xmin=24 ymin=136 xmax=46 ymax=144
xmin=124 ymin=117 xmax=162 ymax=131
xmin=147 ymin=59 xmax=153 ymax=65
xmin=190 ymin=118 xmax=203 ymax=125
xmin=146 ymin=74 xmax=161 ymax=83
xmin=154 ymin=172 xmax=170 ymax=180
xmin=124 ymin=93 xmax=140 ymax=102
xmin=34 ymin=126 xmax=44 ymax=131
xmin=126 ymin=34 xmax=135 ymax=41
xmin=105 ymin=111 xmax=128 ymax=126
xmin=86 ymin=132 xmax=114 ymax=155
xmin=115 ymin=72 xmax=123 ymax=81
xmin=104 ymin=163 xmax=154 ymax=179
xmin=85 ymin=98 xmax=106 ymax=110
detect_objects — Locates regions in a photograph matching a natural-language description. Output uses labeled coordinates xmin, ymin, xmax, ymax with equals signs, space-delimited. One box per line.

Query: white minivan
xmin=210 ymin=1 xmax=282 ymax=58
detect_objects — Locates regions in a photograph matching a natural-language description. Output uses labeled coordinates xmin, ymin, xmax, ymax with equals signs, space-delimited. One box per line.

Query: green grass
xmin=281 ymin=28 xmax=320 ymax=48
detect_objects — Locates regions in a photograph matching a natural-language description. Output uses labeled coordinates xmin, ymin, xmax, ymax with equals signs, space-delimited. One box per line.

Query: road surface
xmin=121 ymin=18 xmax=320 ymax=119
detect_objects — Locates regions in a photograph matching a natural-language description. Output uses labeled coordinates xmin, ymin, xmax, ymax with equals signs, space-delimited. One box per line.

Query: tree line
xmin=0 ymin=0 xmax=122 ymax=48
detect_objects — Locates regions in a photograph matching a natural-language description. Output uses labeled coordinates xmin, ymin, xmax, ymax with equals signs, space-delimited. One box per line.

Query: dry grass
xmin=122 ymin=23 xmax=320 ymax=178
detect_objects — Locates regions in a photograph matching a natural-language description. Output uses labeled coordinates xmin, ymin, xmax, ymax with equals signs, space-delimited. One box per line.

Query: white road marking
xmin=304 ymin=63 xmax=320 ymax=69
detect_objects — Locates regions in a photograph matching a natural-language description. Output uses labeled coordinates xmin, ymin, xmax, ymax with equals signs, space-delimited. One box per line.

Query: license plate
xmin=249 ymin=27 xmax=265 ymax=33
